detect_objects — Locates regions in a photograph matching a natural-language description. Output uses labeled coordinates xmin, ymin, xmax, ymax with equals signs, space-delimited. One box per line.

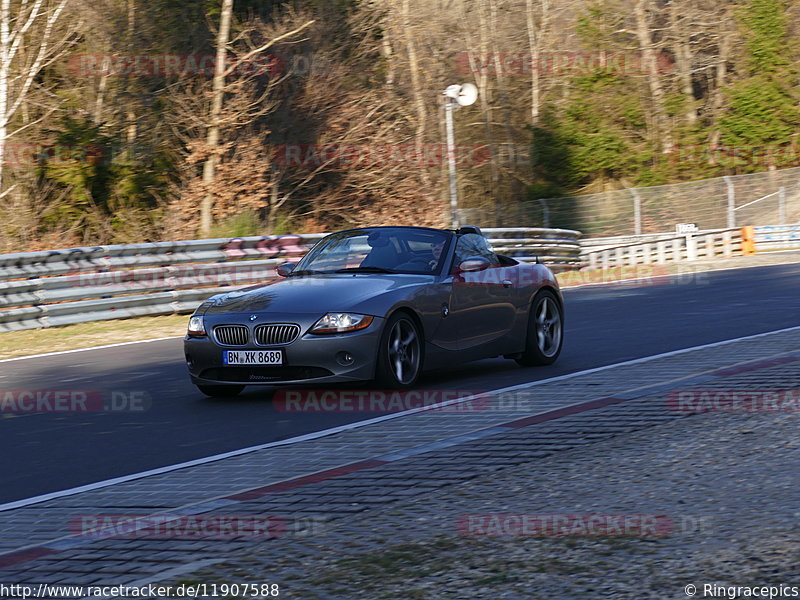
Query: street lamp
xmin=442 ymin=83 xmax=478 ymax=228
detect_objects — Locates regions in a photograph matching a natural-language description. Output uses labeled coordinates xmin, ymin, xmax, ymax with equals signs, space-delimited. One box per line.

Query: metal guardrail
xmin=580 ymin=232 xmax=691 ymax=253
xmin=580 ymin=223 xmax=800 ymax=268
xmin=581 ymin=228 xmax=742 ymax=269
xmin=0 ymin=234 xmax=327 ymax=282
xmin=483 ymin=227 xmax=582 ymax=270
xmin=0 ymin=228 xmax=581 ymax=332
xmin=753 ymin=224 xmax=800 ymax=251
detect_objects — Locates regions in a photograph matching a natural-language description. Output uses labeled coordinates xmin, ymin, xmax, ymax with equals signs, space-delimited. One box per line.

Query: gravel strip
xmin=170 ymin=399 xmax=800 ymax=599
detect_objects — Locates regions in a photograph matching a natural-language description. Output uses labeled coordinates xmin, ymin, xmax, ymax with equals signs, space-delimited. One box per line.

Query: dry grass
xmin=0 ymin=315 xmax=188 ymax=360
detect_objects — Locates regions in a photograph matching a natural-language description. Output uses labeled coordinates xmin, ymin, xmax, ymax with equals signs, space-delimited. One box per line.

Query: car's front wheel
xmin=375 ymin=313 xmax=423 ymax=388
xmin=516 ymin=290 xmax=563 ymax=366
xmin=196 ymin=384 xmax=245 ymax=397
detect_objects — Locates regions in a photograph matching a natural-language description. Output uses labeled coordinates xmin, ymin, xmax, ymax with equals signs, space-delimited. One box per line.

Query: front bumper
xmin=184 ymin=315 xmax=384 ymax=386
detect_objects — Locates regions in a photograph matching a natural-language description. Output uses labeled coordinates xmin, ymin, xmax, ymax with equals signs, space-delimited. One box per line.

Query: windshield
xmin=295 ymin=228 xmax=452 ymax=275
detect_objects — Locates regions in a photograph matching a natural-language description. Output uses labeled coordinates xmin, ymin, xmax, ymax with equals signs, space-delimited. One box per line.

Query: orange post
xmin=740 ymin=225 xmax=757 ymax=256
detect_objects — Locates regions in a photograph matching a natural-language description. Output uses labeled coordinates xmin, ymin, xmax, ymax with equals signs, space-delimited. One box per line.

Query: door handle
xmin=502 ymin=280 xmax=513 ymax=288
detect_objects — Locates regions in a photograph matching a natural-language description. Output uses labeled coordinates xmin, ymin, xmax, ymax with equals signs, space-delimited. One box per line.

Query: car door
xmin=431 ymin=234 xmax=518 ymax=352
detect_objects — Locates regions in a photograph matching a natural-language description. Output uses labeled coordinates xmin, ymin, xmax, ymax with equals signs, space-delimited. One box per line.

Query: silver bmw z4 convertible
xmin=184 ymin=225 xmax=563 ymax=396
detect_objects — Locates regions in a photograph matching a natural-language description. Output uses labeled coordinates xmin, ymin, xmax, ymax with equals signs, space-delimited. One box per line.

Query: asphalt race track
xmin=2 ymin=262 xmax=800 ymax=504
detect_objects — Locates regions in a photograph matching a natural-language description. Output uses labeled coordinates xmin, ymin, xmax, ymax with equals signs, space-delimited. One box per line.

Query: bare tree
xmin=0 ymin=0 xmax=78 ymax=195
xmin=525 ymin=0 xmax=550 ymax=125
xmin=193 ymin=2 xmax=313 ymax=236
xmin=199 ymin=0 xmax=234 ymax=237
xmin=400 ymin=0 xmax=428 ymax=155
xmin=164 ymin=6 xmax=314 ymax=238
xmin=633 ymin=0 xmax=673 ymax=153
xmin=668 ymin=0 xmax=696 ymax=125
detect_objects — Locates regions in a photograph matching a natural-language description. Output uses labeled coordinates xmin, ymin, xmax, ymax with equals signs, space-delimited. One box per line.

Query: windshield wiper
xmin=333 ymin=266 xmax=397 ymax=274
xmin=286 ymin=269 xmax=320 ymax=277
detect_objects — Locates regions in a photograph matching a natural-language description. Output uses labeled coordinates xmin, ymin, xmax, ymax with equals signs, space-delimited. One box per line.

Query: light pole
xmin=442 ymin=83 xmax=477 ymax=228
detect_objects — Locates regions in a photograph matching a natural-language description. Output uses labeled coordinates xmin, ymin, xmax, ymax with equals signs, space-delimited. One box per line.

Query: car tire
xmin=375 ymin=312 xmax=423 ymax=389
xmin=516 ymin=290 xmax=563 ymax=366
xmin=196 ymin=384 xmax=245 ymax=397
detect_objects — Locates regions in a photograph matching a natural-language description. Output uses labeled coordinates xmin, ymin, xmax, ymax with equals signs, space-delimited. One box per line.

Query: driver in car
xmin=389 ymin=238 xmax=447 ymax=272
xmin=427 ymin=240 xmax=445 ymax=271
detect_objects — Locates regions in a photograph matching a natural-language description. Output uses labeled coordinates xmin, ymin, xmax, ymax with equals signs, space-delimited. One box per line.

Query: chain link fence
xmin=461 ymin=167 xmax=800 ymax=236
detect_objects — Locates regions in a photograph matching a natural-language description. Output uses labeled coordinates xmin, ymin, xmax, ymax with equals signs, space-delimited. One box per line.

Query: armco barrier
xmin=580 ymin=223 xmax=800 ymax=268
xmin=580 ymin=232 xmax=691 ymax=254
xmin=580 ymin=228 xmax=742 ymax=268
xmin=0 ymin=228 xmax=581 ymax=332
xmin=483 ymin=227 xmax=581 ymax=269
xmin=753 ymin=224 xmax=800 ymax=251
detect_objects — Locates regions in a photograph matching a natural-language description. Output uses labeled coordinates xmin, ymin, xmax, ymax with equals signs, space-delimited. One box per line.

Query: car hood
xmin=200 ymin=273 xmax=433 ymax=315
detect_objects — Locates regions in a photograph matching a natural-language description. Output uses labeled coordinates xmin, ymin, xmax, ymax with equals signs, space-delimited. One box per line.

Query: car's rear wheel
xmin=196 ymin=384 xmax=245 ymax=397
xmin=375 ymin=313 xmax=423 ymax=388
xmin=516 ymin=290 xmax=563 ymax=366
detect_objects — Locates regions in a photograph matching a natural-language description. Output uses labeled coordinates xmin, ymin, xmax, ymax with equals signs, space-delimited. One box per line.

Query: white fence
xmin=579 ymin=222 xmax=800 ymax=269
xmin=753 ymin=224 xmax=800 ymax=251
xmin=581 ymin=228 xmax=742 ymax=268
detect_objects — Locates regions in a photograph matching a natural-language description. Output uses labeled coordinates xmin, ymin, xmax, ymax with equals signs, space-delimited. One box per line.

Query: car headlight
xmin=310 ymin=313 xmax=374 ymax=334
xmin=187 ymin=316 xmax=206 ymax=337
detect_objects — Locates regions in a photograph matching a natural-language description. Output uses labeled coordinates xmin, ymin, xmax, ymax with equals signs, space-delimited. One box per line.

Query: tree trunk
xmin=525 ymin=0 xmax=542 ymax=126
xmin=93 ymin=54 xmax=109 ymax=124
xmin=380 ymin=26 xmax=394 ymax=87
xmin=0 ymin=0 xmax=10 ymax=193
xmin=125 ymin=0 xmax=137 ymax=158
xmin=489 ymin=0 xmax=522 ymax=207
xmin=709 ymin=33 xmax=731 ymax=150
xmin=400 ymin=0 xmax=430 ymax=188
xmin=200 ymin=0 xmax=234 ymax=237
xmin=476 ymin=0 xmax=498 ymax=214
xmin=0 ymin=0 xmax=72 ymax=193
xmin=669 ymin=0 xmax=696 ymax=125
xmin=634 ymin=0 xmax=672 ymax=153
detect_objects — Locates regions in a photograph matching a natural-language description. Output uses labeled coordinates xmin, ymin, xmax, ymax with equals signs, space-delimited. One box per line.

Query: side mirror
xmin=457 ymin=256 xmax=491 ymax=273
xmin=276 ymin=262 xmax=296 ymax=277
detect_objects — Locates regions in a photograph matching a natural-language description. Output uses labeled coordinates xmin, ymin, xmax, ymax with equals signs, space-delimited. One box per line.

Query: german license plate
xmin=223 ymin=350 xmax=283 ymax=365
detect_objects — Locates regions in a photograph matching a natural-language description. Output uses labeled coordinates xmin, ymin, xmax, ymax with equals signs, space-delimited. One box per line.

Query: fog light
xmin=336 ymin=351 xmax=355 ymax=366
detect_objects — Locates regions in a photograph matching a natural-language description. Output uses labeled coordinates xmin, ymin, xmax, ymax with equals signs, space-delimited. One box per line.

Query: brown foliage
xmin=164 ymin=131 xmax=272 ymax=239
